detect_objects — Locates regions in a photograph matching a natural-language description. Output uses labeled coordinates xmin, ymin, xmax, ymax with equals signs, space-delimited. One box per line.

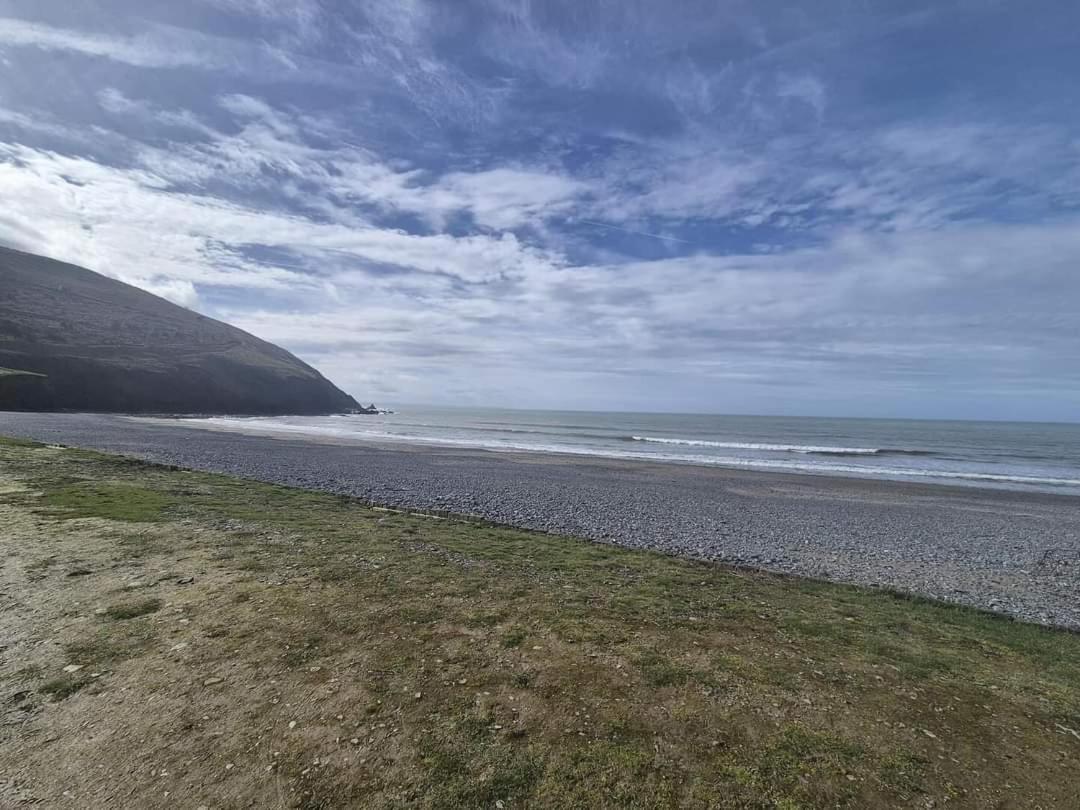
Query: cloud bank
xmin=0 ymin=0 xmax=1078 ymax=419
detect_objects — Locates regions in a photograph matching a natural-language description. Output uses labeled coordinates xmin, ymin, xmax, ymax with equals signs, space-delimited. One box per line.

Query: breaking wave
xmin=627 ymin=436 xmax=930 ymax=457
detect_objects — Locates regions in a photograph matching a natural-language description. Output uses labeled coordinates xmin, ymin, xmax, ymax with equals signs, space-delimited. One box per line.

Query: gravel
xmin=3 ymin=412 xmax=1079 ymax=630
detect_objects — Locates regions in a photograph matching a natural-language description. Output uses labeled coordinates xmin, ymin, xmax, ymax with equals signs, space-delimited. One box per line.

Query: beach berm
xmin=1 ymin=435 xmax=1078 ymax=808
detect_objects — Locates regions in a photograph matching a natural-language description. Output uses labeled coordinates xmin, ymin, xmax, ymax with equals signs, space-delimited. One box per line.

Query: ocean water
xmin=189 ymin=407 xmax=1080 ymax=494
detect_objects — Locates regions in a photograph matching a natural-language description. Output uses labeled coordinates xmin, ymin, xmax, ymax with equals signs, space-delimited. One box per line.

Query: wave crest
xmin=629 ymin=435 xmax=883 ymax=455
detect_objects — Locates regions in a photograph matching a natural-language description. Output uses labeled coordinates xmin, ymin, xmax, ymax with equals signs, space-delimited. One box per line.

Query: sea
xmin=188 ymin=407 xmax=1080 ymax=495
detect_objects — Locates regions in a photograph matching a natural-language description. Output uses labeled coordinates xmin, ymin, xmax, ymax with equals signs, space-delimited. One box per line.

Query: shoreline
xmin=156 ymin=414 xmax=1080 ymax=498
xmin=1 ymin=411 xmax=1079 ymax=630
xmin=142 ymin=415 xmax=1080 ymax=499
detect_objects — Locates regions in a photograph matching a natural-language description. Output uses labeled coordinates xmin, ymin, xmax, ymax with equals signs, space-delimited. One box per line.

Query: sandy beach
xmin=1 ymin=412 xmax=1077 ymax=630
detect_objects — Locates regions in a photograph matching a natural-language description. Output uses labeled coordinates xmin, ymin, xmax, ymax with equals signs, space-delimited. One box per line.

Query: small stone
xmin=289 ymin=721 xmax=297 ymax=729
xmin=225 ymin=763 xmax=234 ymax=771
xmin=203 ymin=677 xmax=224 ymax=686
xmin=413 ymin=692 xmax=422 ymax=700
xmin=350 ymin=738 xmax=360 ymax=745
xmin=62 ymin=664 xmax=83 ymax=674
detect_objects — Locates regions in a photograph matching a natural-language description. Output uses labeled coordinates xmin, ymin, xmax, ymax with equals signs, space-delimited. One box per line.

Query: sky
xmin=0 ymin=1 xmax=1078 ymax=420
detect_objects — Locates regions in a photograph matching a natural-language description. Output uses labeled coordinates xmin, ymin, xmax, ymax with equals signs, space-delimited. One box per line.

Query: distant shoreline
xmin=152 ymin=413 xmax=1080 ymax=497
xmin=2 ymin=411 xmax=1078 ymax=630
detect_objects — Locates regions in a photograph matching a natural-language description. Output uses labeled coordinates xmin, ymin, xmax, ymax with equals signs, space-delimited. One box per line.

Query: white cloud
xmin=208 ymin=214 xmax=1080 ymax=408
xmin=0 ymin=17 xmax=219 ymax=69
xmin=596 ymin=145 xmax=765 ymax=224
xmin=776 ymin=73 xmax=826 ymax=120
xmin=3 ymin=125 xmax=1078 ymax=412
xmin=88 ymin=90 xmax=589 ymax=235
xmin=0 ymin=142 xmax=566 ymax=294
xmin=0 ymin=16 xmax=350 ymax=86
xmin=406 ymin=168 xmax=587 ymax=230
xmin=97 ymin=89 xmax=216 ymax=136
xmin=1 ymin=2 xmax=1077 ymax=416
xmin=139 ymin=278 xmax=201 ymax=309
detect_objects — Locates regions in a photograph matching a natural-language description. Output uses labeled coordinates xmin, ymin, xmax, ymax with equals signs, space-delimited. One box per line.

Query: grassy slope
xmin=0 ymin=246 xmax=359 ymax=414
xmin=0 ymin=436 xmax=1077 ymax=808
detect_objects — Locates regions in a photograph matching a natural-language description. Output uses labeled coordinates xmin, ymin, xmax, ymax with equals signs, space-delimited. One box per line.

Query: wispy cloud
xmin=0 ymin=17 xmax=207 ymax=69
xmin=776 ymin=73 xmax=826 ymax=121
xmin=0 ymin=0 xmax=1077 ymax=418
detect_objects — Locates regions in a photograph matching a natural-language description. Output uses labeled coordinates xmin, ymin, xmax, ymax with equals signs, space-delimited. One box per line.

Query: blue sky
xmin=1 ymin=1 xmax=1078 ymax=419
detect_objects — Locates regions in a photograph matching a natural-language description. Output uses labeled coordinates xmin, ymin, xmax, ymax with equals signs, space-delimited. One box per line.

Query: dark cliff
xmin=0 ymin=247 xmax=360 ymax=415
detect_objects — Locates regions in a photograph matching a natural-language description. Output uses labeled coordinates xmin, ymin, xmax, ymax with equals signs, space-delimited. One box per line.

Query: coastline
xmin=161 ymin=413 xmax=1080 ymax=497
xmin=1 ymin=411 xmax=1078 ymax=629
xmin=165 ymin=412 xmax=1080 ymax=496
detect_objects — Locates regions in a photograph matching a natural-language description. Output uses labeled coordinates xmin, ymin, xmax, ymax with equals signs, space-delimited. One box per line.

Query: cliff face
xmin=0 ymin=247 xmax=361 ymax=415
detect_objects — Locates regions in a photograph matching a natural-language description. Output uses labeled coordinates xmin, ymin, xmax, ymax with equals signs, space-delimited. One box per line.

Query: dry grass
xmin=0 ymin=435 xmax=1078 ymax=808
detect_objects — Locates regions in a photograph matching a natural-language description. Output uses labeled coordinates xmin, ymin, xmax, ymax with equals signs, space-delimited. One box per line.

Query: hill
xmin=0 ymin=246 xmax=361 ymax=415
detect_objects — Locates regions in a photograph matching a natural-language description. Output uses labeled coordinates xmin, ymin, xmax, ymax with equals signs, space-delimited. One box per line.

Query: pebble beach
xmin=2 ymin=411 xmax=1078 ymax=630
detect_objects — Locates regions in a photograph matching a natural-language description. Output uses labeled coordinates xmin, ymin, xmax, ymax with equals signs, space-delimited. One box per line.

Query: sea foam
xmin=629 ymin=435 xmax=881 ymax=455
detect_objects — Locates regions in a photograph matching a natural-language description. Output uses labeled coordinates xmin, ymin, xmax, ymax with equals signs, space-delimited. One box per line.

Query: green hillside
xmin=0 ymin=247 xmax=360 ymax=414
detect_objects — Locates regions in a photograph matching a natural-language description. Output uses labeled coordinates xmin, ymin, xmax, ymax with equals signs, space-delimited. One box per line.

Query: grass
xmin=100 ymin=598 xmax=162 ymax=621
xmin=39 ymin=673 xmax=92 ymax=701
xmin=0 ymin=436 xmax=1078 ymax=808
xmin=0 ymin=434 xmax=42 ymax=447
xmin=41 ymin=480 xmax=175 ymax=522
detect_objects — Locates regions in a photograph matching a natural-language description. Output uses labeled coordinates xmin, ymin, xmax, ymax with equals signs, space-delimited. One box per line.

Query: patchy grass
xmin=0 ymin=434 xmax=42 ymax=447
xmin=0 ymin=438 xmax=1078 ymax=808
xmin=502 ymin=627 xmax=528 ymax=648
xmin=41 ymin=481 xmax=174 ymax=522
xmin=101 ymin=598 xmax=162 ymax=621
xmin=39 ymin=674 xmax=92 ymax=701
xmin=65 ymin=623 xmax=157 ymax=667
